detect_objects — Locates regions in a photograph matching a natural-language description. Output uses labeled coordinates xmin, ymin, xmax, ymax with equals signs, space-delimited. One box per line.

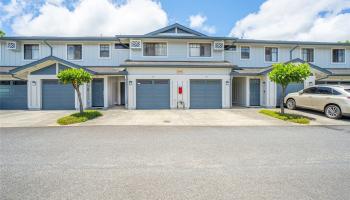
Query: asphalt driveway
xmin=0 ymin=108 xmax=349 ymax=127
xmin=1 ymin=125 xmax=350 ymax=200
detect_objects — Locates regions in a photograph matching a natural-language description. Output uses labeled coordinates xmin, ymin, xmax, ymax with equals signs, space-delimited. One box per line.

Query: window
xmin=332 ymin=49 xmax=345 ymax=63
xmin=99 ymin=44 xmax=110 ymax=58
xmin=302 ymin=48 xmax=314 ymax=62
xmin=143 ymin=42 xmax=167 ymax=56
xmin=316 ymin=87 xmax=333 ymax=95
xmin=67 ymin=44 xmax=82 ymax=60
xmin=241 ymin=46 xmax=250 ymax=59
xmin=24 ymin=44 xmax=39 ymax=60
xmin=115 ymin=43 xmax=129 ymax=49
xmin=224 ymin=45 xmax=236 ymax=51
xmin=189 ymin=43 xmax=211 ymax=57
xmin=265 ymin=47 xmax=278 ymax=62
xmin=303 ymin=87 xmax=317 ymax=94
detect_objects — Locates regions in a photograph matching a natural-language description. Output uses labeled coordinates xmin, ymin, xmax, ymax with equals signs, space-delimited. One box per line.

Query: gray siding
xmin=0 ymin=41 xmax=129 ymax=66
xmin=224 ymin=44 xmax=350 ymax=68
xmin=130 ymin=39 xmax=224 ymax=61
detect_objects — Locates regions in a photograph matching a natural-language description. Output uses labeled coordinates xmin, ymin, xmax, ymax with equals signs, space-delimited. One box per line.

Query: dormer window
xmin=143 ymin=42 xmax=167 ymax=56
xmin=189 ymin=43 xmax=211 ymax=57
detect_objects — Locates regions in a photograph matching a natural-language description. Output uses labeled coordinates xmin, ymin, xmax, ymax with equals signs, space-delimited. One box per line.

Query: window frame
xmin=300 ymin=47 xmax=315 ymax=63
xmin=331 ymin=48 xmax=346 ymax=64
xmin=264 ymin=46 xmax=279 ymax=63
xmin=98 ymin=43 xmax=111 ymax=59
xmin=187 ymin=42 xmax=213 ymax=58
xmin=66 ymin=43 xmax=83 ymax=61
xmin=23 ymin=43 xmax=40 ymax=61
xmin=142 ymin=41 xmax=168 ymax=57
xmin=240 ymin=45 xmax=251 ymax=60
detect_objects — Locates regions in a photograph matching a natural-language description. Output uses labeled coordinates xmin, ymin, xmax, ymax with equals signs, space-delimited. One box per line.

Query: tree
xmin=57 ymin=68 xmax=92 ymax=114
xmin=269 ymin=63 xmax=311 ymax=114
xmin=0 ymin=30 xmax=5 ymax=37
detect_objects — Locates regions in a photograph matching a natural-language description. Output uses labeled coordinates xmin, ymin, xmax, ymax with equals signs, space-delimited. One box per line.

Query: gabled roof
xmin=145 ymin=23 xmax=207 ymax=37
xmin=10 ymin=56 xmax=92 ymax=74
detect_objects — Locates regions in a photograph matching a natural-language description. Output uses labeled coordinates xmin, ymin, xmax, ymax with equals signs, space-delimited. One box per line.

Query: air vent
xmin=130 ymin=40 xmax=142 ymax=49
xmin=214 ymin=41 xmax=224 ymax=51
xmin=7 ymin=41 xmax=17 ymax=50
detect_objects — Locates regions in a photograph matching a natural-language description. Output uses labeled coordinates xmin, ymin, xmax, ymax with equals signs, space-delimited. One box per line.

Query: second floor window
xmin=99 ymin=44 xmax=110 ymax=58
xmin=302 ymin=48 xmax=314 ymax=62
xmin=265 ymin=47 xmax=278 ymax=62
xmin=241 ymin=46 xmax=250 ymax=59
xmin=143 ymin=42 xmax=167 ymax=56
xmin=67 ymin=44 xmax=82 ymax=60
xmin=189 ymin=43 xmax=211 ymax=57
xmin=332 ymin=49 xmax=345 ymax=63
xmin=24 ymin=44 xmax=39 ymax=60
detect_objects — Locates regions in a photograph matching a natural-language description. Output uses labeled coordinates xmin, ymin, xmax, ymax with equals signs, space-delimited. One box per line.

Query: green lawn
xmin=259 ymin=109 xmax=310 ymax=124
xmin=57 ymin=110 xmax=102 ymax=125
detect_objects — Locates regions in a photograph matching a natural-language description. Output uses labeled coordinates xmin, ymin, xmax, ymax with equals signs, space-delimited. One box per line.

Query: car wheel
xmin=286 ymin=98 xmax=296 ymax=110
xmin=325 ymin=104 xmax=342 ymax=119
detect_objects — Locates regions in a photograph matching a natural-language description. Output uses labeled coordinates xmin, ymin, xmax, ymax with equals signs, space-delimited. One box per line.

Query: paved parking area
xmin=1 ymin=126 xmax=350 ymax=200
xmin=0 ymin=108 xmax=349 ymax=127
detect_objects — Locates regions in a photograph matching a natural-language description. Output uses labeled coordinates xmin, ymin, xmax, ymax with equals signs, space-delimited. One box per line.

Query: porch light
xmin=128 ymin=81 xmax=133 ymax=85
xmin=31 ymin=81 xmax=36 ymax=86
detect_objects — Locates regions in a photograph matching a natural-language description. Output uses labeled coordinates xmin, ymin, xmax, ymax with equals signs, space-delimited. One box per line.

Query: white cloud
xmin=230 ymin=0 xmax=350 ymax=42
xmin=2 ymin=0 xmax=168 ymax=36
xmin=189 ymin=14 xmax=216 ymax=34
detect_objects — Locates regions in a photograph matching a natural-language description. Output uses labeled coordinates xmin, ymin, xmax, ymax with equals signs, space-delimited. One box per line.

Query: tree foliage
xmin=269 ymin=62 xmax=311 ymax=114
xmin=57 ymin=68 xmax=92 ymax=114
xmin=0 ymin=30 xmax=5 ymax=37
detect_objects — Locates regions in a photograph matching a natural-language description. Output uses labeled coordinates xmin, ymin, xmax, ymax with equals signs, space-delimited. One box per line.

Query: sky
xmin=0 ymin=0 xmax=349 ymax=42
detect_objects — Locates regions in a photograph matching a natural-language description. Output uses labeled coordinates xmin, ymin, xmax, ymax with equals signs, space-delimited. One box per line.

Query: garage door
xmin=276 ymin=82 xmax=304 ymax=106
xmin=136 ymin=79 xmax=170 ymax=109
xmin=0 ymin=80 xmax=27 ymax=109
xmin=190 ymin=80 xmax=222 ymax=109
xmin=42 ymin=80 xmax=75 ymax=110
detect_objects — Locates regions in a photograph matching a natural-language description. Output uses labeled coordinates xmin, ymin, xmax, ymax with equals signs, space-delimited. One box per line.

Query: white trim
xmin=187 ymin=41 xmax=214 ymax=58
xmin=142 ymin=41 xmax=168 ymax=58
xmin=300 ymin=47 xmax=315 ymax=63
xmin=66 ymin=43 xmax=83 ymax=61
xmin=98 ymin=43 xmax=111 ymax=59
xmin=264 ymin=46 xmax=279 ymax=63
xmin=240 ymin=45 xmax=251 ymax=60
xmin=331 ymin=48 xmax=346 ymax=64
xmin=22 ymin=43 xmax=41 ymax=61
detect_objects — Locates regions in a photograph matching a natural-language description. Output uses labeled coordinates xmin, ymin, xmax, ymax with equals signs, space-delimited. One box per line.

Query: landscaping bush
xmin=259 ymin=109 xmax=310 ymax=124
xmin=57 ymin=110 xmax=102 ymax=125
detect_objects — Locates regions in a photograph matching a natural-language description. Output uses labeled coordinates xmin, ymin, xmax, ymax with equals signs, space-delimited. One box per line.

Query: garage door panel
xmin=136 ymin=79 xmax=170 ymax=109
xmin=42 ymin=80 xmax=75 ymax=110
xmin=190 ymin=80 xmax=222 ymax=109
xmin=276 ymin=83 xmax=304 ymax=106
xmin=0 ymin=81 xmax=27 ymax=109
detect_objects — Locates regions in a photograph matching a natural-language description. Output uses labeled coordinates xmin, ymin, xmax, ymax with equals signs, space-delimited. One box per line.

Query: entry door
xmin=92 ymin=79 xmax=104 ymax=107
xmin=249 ymin=79 xmax=260 ymax=106
xmin=120 ymin=82 xmax=125 ymax=105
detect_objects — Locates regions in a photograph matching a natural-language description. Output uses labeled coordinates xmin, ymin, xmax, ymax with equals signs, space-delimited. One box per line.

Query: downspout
xmin=43 ymin=40 xmax=53 ymax=56
xmin=230 ymin=39 xmax=238 ymax=108
xmin=289 ymin=44 xmax=299 ymax=60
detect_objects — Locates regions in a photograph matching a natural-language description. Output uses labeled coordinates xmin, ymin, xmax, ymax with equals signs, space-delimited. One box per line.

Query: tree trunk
xmin=280 ymin=86 xmax=286 ymax=114
xmin=76 ymin=87 xmax=84 ymax=114
xmin=73 ymin=83 xmax=84 ymax=114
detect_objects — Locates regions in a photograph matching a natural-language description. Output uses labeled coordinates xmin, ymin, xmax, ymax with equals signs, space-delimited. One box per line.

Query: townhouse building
xmin=0 ymin=23 xmax=349 ymax=110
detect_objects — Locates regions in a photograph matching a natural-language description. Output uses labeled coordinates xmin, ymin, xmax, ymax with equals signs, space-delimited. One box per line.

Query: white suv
xmin=284 ymin=85 xmax=350 ymax=119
